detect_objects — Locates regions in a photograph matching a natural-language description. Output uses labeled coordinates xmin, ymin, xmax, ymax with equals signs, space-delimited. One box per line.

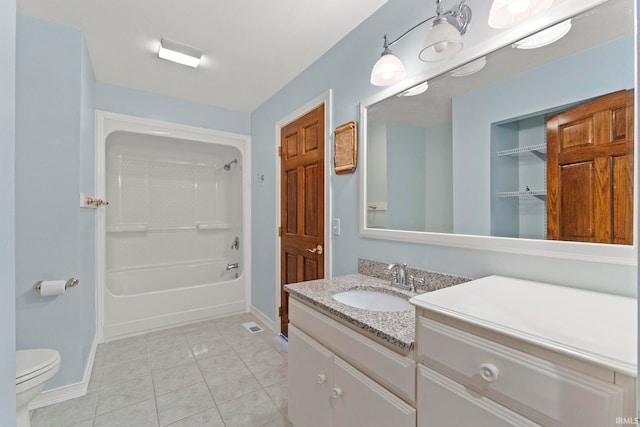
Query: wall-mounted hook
xmin=80 ymin=193 xmax=110 ymax=209
xmin=257 ymin=173 xmax=265 ymax=183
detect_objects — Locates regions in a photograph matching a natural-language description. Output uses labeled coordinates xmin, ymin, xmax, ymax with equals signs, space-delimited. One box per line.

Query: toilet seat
xmin=16 ymin=349 xmax=61 ymax=385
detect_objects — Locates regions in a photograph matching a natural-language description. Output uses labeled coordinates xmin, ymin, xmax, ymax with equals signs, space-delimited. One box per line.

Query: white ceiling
xmin=16 ymin=0 xmax=388 ymax=112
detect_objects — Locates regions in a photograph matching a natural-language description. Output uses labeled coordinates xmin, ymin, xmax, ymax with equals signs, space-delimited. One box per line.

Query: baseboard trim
xmin=29 ymin=336 xmax=97 ymax=410
xmin=250 ymin=305 xmax=277 ymax=333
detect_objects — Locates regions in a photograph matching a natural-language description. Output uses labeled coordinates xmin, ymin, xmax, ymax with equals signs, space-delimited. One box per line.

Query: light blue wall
xmin=0 ymin=0 xmax=16 ymax=421
xmin=15 ymin=15 xmax=95 ymax=389
xmin=386 ymin=121 xmax=426 ymax=231
xmin=95 ymin=83 xmax=250 ymax=135
xmin=453 ymin=36 xmax=635 ymax=236
xmin=251 ymin=0 xmax=637 ymax=322
xmin=79 ymin=33 xmax=97 ymax=374
xmin=424 ymin=122 xmax=453 ymax=233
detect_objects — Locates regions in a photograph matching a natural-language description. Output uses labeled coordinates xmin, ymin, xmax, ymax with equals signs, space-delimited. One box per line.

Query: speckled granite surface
xmin=285 ymin=274 xmax=416 ymax=352
xmin=358 ymin=258 xmax=471 ymax=292
xmin=285 ymin=261 xmax=471 ymax=353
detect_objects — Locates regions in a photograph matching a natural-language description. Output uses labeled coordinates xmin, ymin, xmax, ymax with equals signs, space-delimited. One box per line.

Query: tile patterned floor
xmin=30 ymin=313 xmax=291 ymax=427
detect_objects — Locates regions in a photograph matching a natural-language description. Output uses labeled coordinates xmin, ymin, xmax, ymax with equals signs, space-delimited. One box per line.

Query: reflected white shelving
xmin=496 ymin=143 xmax=547 ymax=157
xmin=496 ymin=190 xmax=546 ymax=200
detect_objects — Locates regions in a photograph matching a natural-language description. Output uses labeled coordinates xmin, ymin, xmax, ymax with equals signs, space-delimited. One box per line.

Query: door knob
xmin=306 ymin=244 xmax=323 ymax=255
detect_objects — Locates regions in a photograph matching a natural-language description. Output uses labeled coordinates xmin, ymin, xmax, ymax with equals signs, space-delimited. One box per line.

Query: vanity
xmin=411 ymin=275 xmax=637 ymax=427
xmin=285 ymin=274 xmax=418 ymax=427
xmin=286 ymin=272 xmax=637 ymax=427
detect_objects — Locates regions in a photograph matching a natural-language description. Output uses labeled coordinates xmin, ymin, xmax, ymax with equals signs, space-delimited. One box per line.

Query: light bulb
xmin=433 ymin=41 xmax=449 ymax=53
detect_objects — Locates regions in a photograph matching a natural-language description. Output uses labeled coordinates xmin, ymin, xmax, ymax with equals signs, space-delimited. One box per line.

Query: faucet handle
xmin=408 ymin=275 xmax=425 ymax=292
xmin=389 ymin=269 xmax=398 ymax=285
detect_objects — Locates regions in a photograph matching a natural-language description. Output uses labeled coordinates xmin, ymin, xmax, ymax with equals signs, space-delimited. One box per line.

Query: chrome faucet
xmin=388 ymin=263 xmax=407 ymax=287
xmin=226 ymin=262 xmax=239 ymax=271
xmin=387 ymin=262 xmax=418 ymax=292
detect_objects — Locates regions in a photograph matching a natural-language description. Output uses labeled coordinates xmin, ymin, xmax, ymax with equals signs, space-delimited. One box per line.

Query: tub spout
xmin=226 ymin=263 xmax=239 ymax=271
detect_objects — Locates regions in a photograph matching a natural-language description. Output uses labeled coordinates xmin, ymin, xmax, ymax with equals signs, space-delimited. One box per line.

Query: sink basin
xmin=332 ymin=289 xmax=412 ymax=312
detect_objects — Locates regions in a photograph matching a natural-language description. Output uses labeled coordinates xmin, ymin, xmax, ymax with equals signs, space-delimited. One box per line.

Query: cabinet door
xmin=288 ymin=325 xmax=333 ymax=427
xmin=332 ymin=357 xmax=416 ymax=427
xmin=417 ymin=365 xmax=540 ymax=427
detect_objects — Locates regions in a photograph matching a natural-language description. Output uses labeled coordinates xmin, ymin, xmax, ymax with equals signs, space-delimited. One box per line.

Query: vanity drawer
xmin=417 ymin=364 xmax=539 ymax=427
xmin=417 ymin=316 xmax=624 ymax=427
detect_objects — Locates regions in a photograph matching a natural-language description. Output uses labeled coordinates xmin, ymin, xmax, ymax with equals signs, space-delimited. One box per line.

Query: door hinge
xmin=278 ymin=146 xmax=283 ymax=157
xmin=278 ymin=306 xmax=283 ymax=317
xmin=278 ymin=226 xmax=283 ymax=237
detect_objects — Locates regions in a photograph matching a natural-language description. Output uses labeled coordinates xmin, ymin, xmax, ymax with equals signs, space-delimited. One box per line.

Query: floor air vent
xmin=242 ymin=321 xmax=264 ymax=334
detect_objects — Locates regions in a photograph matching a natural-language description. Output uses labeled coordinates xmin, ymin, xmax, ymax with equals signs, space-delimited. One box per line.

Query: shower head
xmin=223 ymin=159 xmax=238 ymax=171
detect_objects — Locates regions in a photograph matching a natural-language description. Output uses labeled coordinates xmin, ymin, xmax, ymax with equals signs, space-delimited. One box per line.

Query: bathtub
xmin=96 ymin=112 xmax=251 ymax=340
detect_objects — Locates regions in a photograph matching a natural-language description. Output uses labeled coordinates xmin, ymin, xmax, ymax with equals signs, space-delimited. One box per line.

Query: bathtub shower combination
xmin=98 ymin=113 xmax=250 ymax=340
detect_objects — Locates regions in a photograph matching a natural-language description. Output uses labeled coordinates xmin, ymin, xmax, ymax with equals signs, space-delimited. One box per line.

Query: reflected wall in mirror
xmin=363 ymin=0 xmax=634 ymax=245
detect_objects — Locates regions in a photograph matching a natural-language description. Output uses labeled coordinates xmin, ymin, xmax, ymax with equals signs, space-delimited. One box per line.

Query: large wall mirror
xmin=360 ymin=0 xmax=636 ymax=263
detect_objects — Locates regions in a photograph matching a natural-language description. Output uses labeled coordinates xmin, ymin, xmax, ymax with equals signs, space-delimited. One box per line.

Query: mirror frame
xmin=359 ymin=0 xmax=637 ymax=266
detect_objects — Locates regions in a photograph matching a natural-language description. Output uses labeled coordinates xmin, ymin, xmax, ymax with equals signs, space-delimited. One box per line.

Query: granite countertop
xmin=285 ymin=274 xmax=416 ymax=353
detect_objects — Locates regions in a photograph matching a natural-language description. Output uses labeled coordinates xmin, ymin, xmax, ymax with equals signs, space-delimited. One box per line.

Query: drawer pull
xmin=331 ymin=387 xmax=343 ymax=399
xmin=317 ymin=373 xmax=327 ymax=384
xmin=479 ymin=363 xmax=499 ymax=383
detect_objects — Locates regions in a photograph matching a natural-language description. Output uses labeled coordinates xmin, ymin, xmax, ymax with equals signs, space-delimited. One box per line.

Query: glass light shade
xmin=419 ymin=21 xmax=463 ymax=62
xmin=370 ymin=53 xmax=406 ymax=86
xmin=488 ymin=0 xmax=554 ymax=29
xmin=512 ymin=19 xmax=571 ymax=49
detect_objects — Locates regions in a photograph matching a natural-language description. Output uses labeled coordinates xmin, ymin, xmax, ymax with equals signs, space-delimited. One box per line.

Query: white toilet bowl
xmin=16 ymin=349 xmax=61 ymax=427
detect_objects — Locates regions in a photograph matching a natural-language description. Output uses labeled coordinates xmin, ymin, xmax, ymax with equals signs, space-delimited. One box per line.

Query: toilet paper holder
xmin=34 ymin=278 xmax=79 ymax=291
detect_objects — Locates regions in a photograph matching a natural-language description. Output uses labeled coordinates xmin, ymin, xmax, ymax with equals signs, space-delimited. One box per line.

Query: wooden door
xmin=547 ymin=90 xmax=633 ymax=244
xmin=280 ymin=105 xmax=325 ymax=336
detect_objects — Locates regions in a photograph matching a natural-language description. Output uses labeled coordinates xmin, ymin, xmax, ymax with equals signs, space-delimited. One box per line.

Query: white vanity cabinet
xmin=289 ymin=324 xmax=333 ymax=427
xmin=288 ymin=298 xmax=416 ymax=427
xmin=411 ymin=275 xmax=637 ymax=427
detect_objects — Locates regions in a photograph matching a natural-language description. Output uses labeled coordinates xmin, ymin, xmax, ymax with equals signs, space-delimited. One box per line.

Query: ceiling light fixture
xmin=370 ymin=0 xmax=472 ymax=86
xmin=488 ymin=0 xmax=554 ymax=29
xmin=158 ymin=38 xmax=202 ymax=68
xmin=512 ymin=19 xmax=572 ymax=49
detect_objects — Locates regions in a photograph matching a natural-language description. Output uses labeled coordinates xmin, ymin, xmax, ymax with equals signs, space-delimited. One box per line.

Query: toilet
xmin=16 ymin=349 xmax=61 ymax=427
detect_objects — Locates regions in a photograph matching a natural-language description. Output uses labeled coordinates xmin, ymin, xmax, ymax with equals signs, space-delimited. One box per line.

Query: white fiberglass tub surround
xmin=97 ymin=112 xmax=250 ymax=340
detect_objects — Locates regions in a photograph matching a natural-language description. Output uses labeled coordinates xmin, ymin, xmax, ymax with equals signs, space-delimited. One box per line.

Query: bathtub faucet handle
xmin=226 ymin=263 xmax=239 ymax=271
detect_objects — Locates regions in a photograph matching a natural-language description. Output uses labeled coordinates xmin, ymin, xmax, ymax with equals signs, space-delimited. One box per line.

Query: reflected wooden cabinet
xmin=547 ymin=89 xmax=634 ymax=244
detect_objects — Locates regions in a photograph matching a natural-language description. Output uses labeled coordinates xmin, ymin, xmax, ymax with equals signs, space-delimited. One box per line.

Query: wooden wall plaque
xmin=334 ymin=121 xmax=357 ymax=174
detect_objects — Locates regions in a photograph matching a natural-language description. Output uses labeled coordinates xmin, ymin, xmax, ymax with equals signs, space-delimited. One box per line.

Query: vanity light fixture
xmin=488 ymin=0 xmax=554 ymax=29
xmin=512 ymin=19 xmax=572 ymax=49
xmin=158 ymin=38 xmax=202 ymax=68
xmin=370 ymin=0 xmax=472 ymax=86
